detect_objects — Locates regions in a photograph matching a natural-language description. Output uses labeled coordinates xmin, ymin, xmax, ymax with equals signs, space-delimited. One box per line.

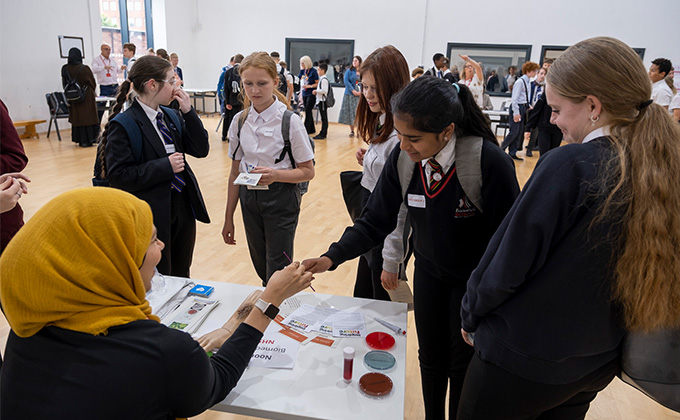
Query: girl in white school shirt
xmin=222 ymin=52 xmax=315 ymax=285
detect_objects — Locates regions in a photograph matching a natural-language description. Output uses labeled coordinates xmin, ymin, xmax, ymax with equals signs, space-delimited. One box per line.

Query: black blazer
xmin=106 ymin=101 xmax=210 ymax=245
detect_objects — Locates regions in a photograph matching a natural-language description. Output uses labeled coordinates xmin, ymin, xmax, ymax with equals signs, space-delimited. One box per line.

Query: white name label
xmin=164 ymin=144 xmax=176 ymax=154
xmin=407 ymin=194 xmax=426 ymax=208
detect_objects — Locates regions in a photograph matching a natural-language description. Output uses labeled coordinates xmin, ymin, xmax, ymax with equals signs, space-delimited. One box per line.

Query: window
xmin=447 ymin=43 xmax=532 ymax=97
xmin=100 ymin=0 xmax=153 ymax=83
xmin=285 ymin=38 xmax=355 ymax=86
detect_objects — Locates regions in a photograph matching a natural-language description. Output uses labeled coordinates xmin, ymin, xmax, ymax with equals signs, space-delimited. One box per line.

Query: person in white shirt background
xmin=457 ymin=54 xmax=484 ymax=109
xmin=92 ymin=43 xmax=120 ymax=98
xmin=649 ymin=57 xmax=673 ymax=109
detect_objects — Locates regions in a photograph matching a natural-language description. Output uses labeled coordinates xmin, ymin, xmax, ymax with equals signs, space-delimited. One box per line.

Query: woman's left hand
xmin=173 ymin=87 xmax=192 ymax=113
xmin=251 ymin=167 xmax=278 ymax=185
xmin=197 ymin=327 xmax=232 ymax=352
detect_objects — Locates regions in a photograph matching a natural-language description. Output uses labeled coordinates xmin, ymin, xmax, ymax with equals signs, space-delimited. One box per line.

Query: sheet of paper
xmin=248 ymin=323 xmax=300 ymax=369
xmin=387 ymin=280 xmax=414 ymax=311
xmin=281 ymin=303 xmax=339 ymax=332
xmin=233 ymin=172 xmax=262 ymax=186
xmin=330 ymin=311 xmax=367 ymax=338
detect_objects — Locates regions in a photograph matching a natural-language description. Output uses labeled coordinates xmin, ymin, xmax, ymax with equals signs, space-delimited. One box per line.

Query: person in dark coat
xmin=61 ymin=48 xmax=99 ymax=147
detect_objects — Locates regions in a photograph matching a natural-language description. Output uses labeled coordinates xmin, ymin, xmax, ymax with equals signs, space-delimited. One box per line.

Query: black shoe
xmin=222 ymin=137 xmax=228 ymax=142
xmin=79 ymin=142 xmax=94 ymax=148
xmin=313 ymin=134 xmax=326 ymax=140
xmin=510 ymin=154 xmax=523 ymax=161
xmin=525 ymin=151 xmax=533 ymax=157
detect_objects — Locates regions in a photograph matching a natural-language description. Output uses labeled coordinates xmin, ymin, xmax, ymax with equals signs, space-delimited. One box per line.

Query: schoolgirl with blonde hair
xmin=223 ymin=52 xmax=315 ymax=285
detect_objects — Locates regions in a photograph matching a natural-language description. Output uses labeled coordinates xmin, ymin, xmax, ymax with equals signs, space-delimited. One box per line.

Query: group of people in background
xmin=59 ymin=42 xmax=184 ymax=147
xmin=1 ymin=36 xmax=679 ymax=420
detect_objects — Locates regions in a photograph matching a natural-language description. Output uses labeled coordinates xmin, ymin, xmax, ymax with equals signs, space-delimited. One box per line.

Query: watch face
xmin=263 ymin=304 xmax=279 ymax=319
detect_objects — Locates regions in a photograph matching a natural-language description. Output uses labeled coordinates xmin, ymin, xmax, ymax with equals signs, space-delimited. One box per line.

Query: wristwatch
xmin=254 ymin=298 xmax=279 ymax=320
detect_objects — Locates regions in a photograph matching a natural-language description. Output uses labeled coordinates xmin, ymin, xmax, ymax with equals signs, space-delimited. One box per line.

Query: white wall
xmin=2 ymin=0 xmax=679 ymax=124
xmin=0 ymin=0 xmax=101 ymax=126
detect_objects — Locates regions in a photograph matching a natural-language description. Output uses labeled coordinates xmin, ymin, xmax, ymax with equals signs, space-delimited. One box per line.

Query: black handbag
xmin=339 ymin=170 xmax=364 ymax=222
xmin=619 ymin=328 xmax=680 ymax=412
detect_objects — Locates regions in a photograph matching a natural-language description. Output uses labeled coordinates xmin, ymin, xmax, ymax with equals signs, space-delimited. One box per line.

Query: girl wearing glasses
xmin=99 ymin=55 xmax=210 ymax=278
xmin=457 ymin=54 xmax=485 ymax=109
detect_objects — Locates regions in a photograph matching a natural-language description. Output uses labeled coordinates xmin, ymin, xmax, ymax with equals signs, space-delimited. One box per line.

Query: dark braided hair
xmin=98 ymin=55 xmax=172 ymax=178
xmin=391 ymin=76 xmax=497 ymax=144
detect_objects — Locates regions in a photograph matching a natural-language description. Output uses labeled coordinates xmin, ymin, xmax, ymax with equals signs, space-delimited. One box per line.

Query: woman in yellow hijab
xmin=0 ymin=187 xmax=313 ymax=420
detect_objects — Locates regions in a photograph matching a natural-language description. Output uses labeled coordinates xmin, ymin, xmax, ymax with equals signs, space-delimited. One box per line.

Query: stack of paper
xmin=163 ymin=297 xmax=219 ymax=335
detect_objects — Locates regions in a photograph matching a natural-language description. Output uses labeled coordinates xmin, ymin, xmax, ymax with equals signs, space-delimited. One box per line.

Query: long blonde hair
xmin=238 ymin=52 xmax=291 ymax=125
xmin=548 ymin=37 xmax=680 ymax=332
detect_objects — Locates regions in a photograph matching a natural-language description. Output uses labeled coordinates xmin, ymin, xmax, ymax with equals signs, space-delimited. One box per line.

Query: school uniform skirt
xmin=338 ymin=93 xmax=359 ymax=125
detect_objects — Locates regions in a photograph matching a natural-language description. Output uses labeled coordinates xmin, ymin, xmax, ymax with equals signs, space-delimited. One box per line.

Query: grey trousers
xmin=240 ymin=182 xmax=301 ymax=285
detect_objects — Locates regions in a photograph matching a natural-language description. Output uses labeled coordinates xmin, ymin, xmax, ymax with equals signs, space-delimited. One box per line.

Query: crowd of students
xmin=1 ymin=36 xmax=680 ymax=419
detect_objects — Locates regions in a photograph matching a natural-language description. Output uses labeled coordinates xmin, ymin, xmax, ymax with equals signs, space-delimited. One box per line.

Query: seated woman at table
xmin=0 ymin=187 xmax=313 ymax=420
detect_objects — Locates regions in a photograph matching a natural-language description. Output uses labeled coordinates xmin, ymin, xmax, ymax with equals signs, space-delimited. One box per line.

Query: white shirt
xmin=669 ymin=92 xmax=680 ymax=111
xmin=459 ymin=74 xmax=484 ymax=109
xmin=651 ymin=79 xmax=673 ymax=107
xmin=421 ymin=134 xmax=456 ymax=188
xmin=316 ymin=76 xmax=330 ymax=102
xmin=361 ymin=114 xmax=399 ymax=191
xmin=136 ymin=98 xmax=165 ymax=145
xmin=582 ymin=126 xmax=611 ymax=144
xmin=92 ymin=54 xmax=120 ymax=86
xmin=228 ymin=98 xmax=314 ymax=173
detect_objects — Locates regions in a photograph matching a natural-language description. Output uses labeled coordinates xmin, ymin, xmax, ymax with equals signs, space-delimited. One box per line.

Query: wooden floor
xmin=3 ymin=117 xmax=678 ymax=420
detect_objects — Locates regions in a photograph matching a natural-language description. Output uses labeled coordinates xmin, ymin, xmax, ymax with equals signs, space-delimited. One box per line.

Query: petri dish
xmin=359 ymin=372 xmax=393 ymax=398
xmin=364 ymin=350 xmax=396 ymax=372
xmin=366 ymin=331 xmax=395 ymax=351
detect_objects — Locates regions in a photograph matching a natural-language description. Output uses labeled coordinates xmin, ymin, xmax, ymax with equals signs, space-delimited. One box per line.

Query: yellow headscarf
xmin=0 ymin=187 xmax=159 ymax=337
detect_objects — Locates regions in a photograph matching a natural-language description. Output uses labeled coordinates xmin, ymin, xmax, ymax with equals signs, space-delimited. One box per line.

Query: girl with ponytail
xmin=459 ymin=37 xmax=680 ymax=418
xmin=222 ymin=52 xmax=314 ymax=285
xmin=101 ymin=54 xmax=210 ymax=278
xmin=303 ymin=76 xmax=519 ymax=418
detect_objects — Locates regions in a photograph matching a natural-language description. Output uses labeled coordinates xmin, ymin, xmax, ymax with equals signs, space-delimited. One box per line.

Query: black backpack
xmin=225 ymin=66 xmax=241 ymax=106
xmin=64 ymin=66 xmax=87 ymax=104
xmin=323 ymin=77 xmax=335 ymax=108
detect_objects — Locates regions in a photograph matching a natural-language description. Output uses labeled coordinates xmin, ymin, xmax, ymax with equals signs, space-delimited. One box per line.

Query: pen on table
xmin=373 ymin=317 xmax=406 ymax=336
xmin=283 ymin=251 xmax=315 ymax=292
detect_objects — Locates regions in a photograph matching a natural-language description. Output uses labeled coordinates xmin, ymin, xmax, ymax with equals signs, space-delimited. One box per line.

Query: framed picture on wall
xmin=447 ymin=43 xmax=532 ymax=97
xmin=285 ymin=38 xmax=355 ymax=87
xmin=540 ymin=45 xmax=646 ymax=65
xmin=59 ymin=36 xmax=85 ymax=59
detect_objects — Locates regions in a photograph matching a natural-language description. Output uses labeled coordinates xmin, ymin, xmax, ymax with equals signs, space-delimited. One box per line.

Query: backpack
xmin=323 ymin=77 xmax=335 ymax=108
xmin=92 ymin=106 xmax=183 ymax=187
xmin=277 ymin=68 xmax=288 ymax=97
xmin=64 ymin=66 xmax=87 ymax=104
xmin=292 ymin=74 xmax=301 ymax=93
xmin=225 ymin=66 xmax=241 ymax=106
xmin=234 ymin=109 xmax=315 ymax=194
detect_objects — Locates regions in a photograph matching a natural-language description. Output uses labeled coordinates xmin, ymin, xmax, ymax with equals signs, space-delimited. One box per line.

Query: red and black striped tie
xmin=429 ymin=158 xmax=443 ymax=193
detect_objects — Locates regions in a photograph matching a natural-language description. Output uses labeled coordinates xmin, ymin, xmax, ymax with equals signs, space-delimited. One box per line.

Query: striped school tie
xmin=428 ymin=158 xmax=443 ymax=193
xmin=156 ymin=112 xmax=186 ymax=192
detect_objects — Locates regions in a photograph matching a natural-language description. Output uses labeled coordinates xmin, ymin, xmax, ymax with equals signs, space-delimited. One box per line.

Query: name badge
xmin=262 ymin=129 xmax=274 ymax=137
xmin=164 ymin=144 xmax=176 ymax=154
xmin=407 ymin=194 xmax=426 ymax=208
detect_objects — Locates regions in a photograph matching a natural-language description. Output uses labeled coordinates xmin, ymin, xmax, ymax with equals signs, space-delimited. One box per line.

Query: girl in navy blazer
xmin=100 ymin=55 xmax=210 ymax=277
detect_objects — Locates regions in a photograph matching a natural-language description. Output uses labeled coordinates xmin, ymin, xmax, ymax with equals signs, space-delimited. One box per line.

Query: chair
xmin=46 ymin=92 xmax=69 ymax=141
xmin=494 ymin=100 xmax=511 ymax=138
